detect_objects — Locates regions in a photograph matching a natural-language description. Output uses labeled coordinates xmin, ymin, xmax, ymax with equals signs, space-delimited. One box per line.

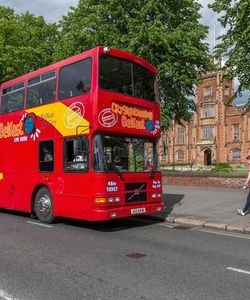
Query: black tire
xmin=34 ymin=187 xmax=56 ymax=224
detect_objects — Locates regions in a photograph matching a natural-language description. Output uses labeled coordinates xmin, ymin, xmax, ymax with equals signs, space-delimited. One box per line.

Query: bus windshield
xmin=99 ymin=55 xmax=158 ymax=102
xmin=93 ymin=135 xmax=159 ymax=173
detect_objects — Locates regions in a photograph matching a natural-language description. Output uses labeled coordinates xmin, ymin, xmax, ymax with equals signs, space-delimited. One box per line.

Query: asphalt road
xmin=0 ymin=209 xmax=250 ymax=300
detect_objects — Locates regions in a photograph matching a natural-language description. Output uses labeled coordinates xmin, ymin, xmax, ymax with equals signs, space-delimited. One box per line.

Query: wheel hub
xmin=37 ymin=194 xmax=51 ymax=217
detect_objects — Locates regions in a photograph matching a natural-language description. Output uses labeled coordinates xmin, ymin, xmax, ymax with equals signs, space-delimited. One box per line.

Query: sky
xmin=0 ymin=0 xmax=248 ymax=104
xmin=0 ymin=0 xmax=222 ymax=51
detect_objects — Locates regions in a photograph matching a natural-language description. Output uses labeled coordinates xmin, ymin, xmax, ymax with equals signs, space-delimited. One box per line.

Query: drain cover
xmin=126 ymin=253 xmax=146 ymax=259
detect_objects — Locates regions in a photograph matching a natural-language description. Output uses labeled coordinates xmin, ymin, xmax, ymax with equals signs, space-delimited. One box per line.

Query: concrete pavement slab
xmin=164 ymin=185 xmax=250 ymax=226
xmin=163 ymin=185 xmax=250 ymax=233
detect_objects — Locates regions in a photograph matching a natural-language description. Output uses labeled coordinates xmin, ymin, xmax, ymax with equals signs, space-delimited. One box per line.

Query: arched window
xmin=232 ymin=148 xmax=241 ymax=160
xmin=177 ymin=150 xmax=184 ymax=161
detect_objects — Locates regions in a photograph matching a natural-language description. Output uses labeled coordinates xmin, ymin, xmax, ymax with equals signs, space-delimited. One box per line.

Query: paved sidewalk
xmin=162 ymin=185 xmax=250 ymax=231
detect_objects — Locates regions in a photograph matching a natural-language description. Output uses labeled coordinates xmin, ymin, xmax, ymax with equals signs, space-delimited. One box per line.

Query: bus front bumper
xmin=89 ymin=202 xmax=164 ymax=221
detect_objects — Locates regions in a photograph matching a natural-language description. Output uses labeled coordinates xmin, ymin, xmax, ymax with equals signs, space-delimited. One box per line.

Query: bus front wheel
xmin=34 ymin=187 xmax=56 ymax=224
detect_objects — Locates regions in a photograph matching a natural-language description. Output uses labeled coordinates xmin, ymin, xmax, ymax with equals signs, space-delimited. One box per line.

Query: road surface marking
xmin=0 ymin=289 xmax=18 ymax=300
xmin=158 ymin=223 xmax=175 ymax=229
xmin=227 ymin=267 xmax=250 ymax=275
xmin=195 ymin=228 xmax=250 ymax=240
xmin=26 ymin=221 xmax=52 ymax=228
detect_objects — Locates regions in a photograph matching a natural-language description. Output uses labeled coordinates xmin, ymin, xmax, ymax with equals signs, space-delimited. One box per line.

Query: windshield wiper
xmin=111 ymin=162 xmax=123 ymax=180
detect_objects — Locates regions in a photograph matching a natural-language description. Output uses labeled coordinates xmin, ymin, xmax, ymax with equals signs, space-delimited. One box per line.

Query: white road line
xmin=0 ymin=289 xmax=18 ymax=300
xmin=196 ymin=228 xmax=250 ymax=240
xmin=227 ymin=267 xmax=250 ymax=275
xmin=26 ymin=221 xmax=52 ymax=228
xmin=158 ymin=223 xmax=175 ymax=229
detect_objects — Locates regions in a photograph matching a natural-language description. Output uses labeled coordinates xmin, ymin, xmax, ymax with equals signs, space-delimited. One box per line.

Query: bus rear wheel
xmin=34 ymin=187 xmax=56 ymax=224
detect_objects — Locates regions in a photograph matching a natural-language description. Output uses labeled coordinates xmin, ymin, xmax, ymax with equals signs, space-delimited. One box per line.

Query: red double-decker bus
xmin=0 ymin=46 xmax=163 ymax=223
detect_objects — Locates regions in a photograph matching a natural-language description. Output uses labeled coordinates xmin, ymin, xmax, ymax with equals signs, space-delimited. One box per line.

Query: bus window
xmin=27 ymin=71 xmax=56 ymax=108
xmin=59 ymin=58 xmax=92 ymax=100
xmin=99 ymin=55 xmax=157 ymax=102
xmin=64 ymin=137 xmax=89 ymax=172
xmin=39 ymin=140 xmax=54 ymax=172
xmin=1 ymin=82 xmax=25 ymax=114
xmin=93 ymin=135 xmax=159 ymax=172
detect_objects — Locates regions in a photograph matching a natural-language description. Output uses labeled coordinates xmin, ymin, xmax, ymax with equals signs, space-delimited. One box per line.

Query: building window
xmin=233 ymin=124 xmax=240 ymax=141
xmin=202 ymin=105 xmax=215 ymax=118
xmin=177 ymin=127 xmax=185 ymax=145
xmin=177 ymin=151 xmax=184 ymax=161
xmin=204 ymin=86 xmax=212 ymax=97
xmin=224 ymin=85 xmax=230 ymax=96
xmin=163 ymin=140 xmax=167 ymax=156
xmin=202 ymin=126 xmax=215 ymax=140
xmin=232 ymin=148 xmax=241 ymax=160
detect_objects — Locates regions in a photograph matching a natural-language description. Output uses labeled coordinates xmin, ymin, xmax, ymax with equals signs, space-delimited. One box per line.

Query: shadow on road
xmin=164 ymin=193 xmax=185 ymax=213
xmin=60 ymin=217 xmax=162 ymax=232
xmin=149 ymin=193 xmax=185 ymax=221
xmin=0 ymin=193 xmax=185 ymax=232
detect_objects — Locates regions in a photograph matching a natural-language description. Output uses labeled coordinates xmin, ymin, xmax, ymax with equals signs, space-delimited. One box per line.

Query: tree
xmin=54 ymin=0 xmax=211 ymax=128
xmin=209 ymin=0 xmax=250 ymax=104
xmin=0 ymin=6 xmax=58 ymax=85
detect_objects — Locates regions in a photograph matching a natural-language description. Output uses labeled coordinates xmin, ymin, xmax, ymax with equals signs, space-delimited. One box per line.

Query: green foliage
xmin=54 ymin=0 xmax=212 ymax=128
xmin=209 ymin=0 xmax=250 ymax=104
xmin=0 ymin=6 xmax=58 ymax=84
xmin=212 ymin=162 xmax=233 ymax=173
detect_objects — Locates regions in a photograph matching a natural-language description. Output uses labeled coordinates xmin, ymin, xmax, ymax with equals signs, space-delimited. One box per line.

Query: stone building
xmin=160 ymin=69 xmax=250 ymax=166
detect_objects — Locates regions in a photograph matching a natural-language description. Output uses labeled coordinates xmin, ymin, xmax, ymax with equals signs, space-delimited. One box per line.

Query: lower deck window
xmin=64 ymin=137 xmax=89 ymax=172
xmin=39 ymin=140 xmax=54 ymax=172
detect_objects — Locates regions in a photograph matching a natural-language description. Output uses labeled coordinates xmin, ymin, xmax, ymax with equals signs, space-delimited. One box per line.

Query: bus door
xmin=61 ymin=136 xmax=90 ymax=217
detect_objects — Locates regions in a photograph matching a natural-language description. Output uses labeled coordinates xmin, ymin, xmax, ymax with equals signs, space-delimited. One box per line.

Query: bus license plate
xmin=131 ymin=208 xmax=146 ymax=215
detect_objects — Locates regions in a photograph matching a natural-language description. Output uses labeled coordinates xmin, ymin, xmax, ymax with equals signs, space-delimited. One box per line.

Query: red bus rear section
xmin=0 ymin=46 xmax=163 ymax=223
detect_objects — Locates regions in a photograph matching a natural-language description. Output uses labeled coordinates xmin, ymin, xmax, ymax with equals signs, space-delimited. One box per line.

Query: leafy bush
xmin=212 ymin=163 xmax=233 ymax=173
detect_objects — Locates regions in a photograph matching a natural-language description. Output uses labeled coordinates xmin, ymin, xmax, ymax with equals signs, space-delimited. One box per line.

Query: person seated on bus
xmin=76 ymin=80 xmax=90 ymax=94
xmin=73 ymin=155 xmax=84 ymax=162
xmin=146 ymin=157 xmax=154 ymax=171
xmin=72 ymin=153 xmax=87 ymax=170
xmin=44 ymin=149 xmax=53 ymax=162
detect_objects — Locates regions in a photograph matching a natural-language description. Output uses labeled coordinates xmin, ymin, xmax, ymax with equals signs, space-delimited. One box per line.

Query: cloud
xmin=0 ymin=0 xmax=78 ymax=23
xmin=1 ymin=0 xmax=248 ymax=104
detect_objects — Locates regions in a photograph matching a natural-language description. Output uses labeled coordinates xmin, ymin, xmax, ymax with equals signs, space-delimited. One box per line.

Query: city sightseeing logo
xmin=0 ymin=113 xmax=42 ymax=142
xmin=98 ymin=102 xmax=156 ymax=132
xmin=0 ymin=120 xmax=24 ymax=139
xmin=63 ymin=102 xmax=85 ymax=129
xmin=111 ymin=102 xmax=154 ymax=131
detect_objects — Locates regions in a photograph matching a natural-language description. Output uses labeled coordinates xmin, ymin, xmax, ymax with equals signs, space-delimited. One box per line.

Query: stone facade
xmin=160 ymin=69 xmax=250 ymax=166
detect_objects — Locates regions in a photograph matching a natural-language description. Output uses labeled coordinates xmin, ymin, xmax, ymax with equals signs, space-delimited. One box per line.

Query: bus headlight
xmin=152 ymin=193 xmax=157 ymax=198
xmin=114 ymin=196 xmax=120 ymax=202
